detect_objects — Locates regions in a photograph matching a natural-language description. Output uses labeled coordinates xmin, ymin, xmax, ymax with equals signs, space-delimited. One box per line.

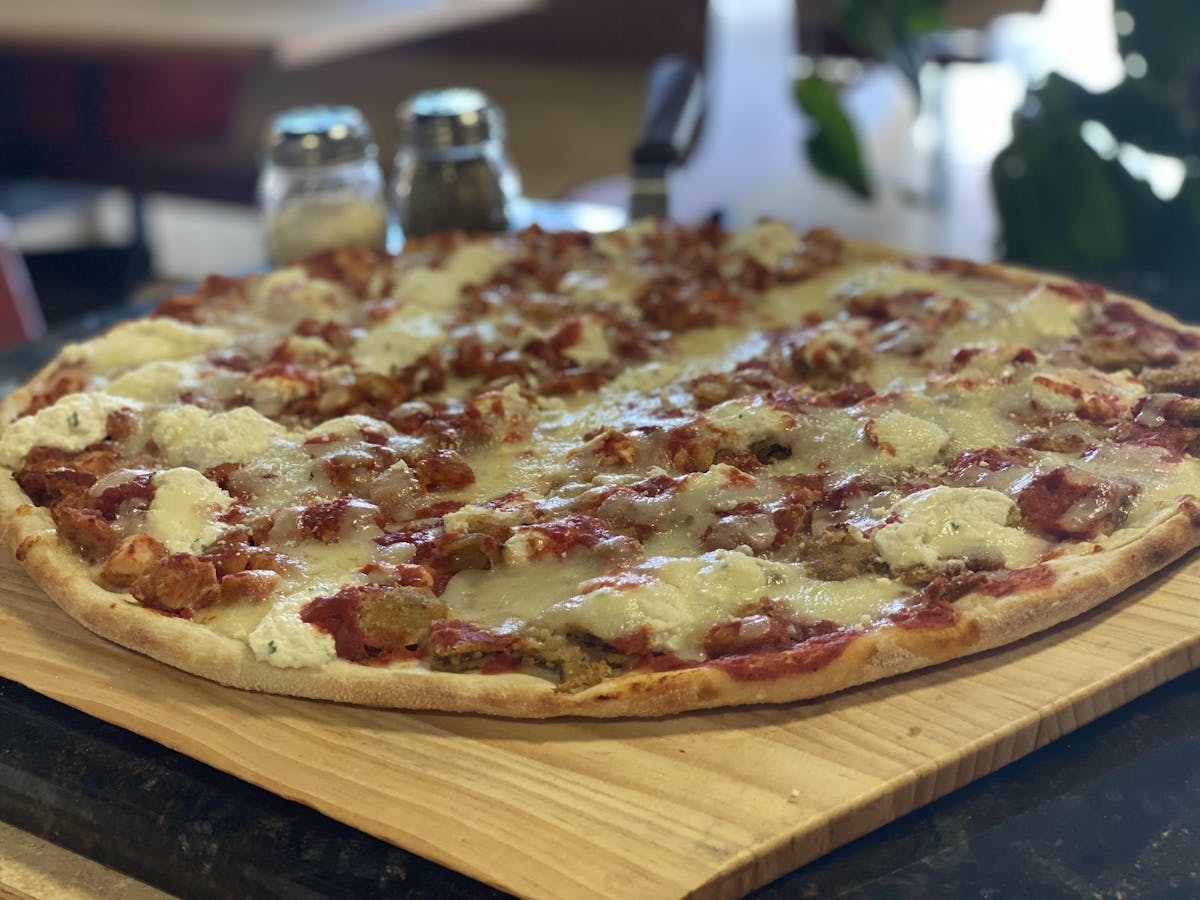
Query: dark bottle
xmin=393 ymin=88 xmax=521 ymax=237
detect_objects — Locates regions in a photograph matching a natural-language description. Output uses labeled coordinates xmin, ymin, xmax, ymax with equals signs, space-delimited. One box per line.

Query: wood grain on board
xmin=1 ymin=549 xmax=1198 ymax=899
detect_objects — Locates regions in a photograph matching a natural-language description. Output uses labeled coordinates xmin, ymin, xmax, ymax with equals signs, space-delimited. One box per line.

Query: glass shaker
xmin=393 ymin=87 xmax=521 ymax=237
xmin=258 ymin=105 xmax=389 ymax=265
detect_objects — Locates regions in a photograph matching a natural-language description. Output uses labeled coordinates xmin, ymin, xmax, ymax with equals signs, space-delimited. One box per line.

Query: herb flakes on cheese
xmin=0 ymin=393 xmax=139 ymax=468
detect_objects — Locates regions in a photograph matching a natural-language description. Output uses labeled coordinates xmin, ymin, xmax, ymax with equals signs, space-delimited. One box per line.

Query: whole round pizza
xmin=2 ymin=221 xmax=1198 ymax=717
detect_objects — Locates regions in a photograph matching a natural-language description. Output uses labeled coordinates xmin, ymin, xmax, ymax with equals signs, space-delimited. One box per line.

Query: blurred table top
xmin=0 ymin=0 xmax=541 ymax=67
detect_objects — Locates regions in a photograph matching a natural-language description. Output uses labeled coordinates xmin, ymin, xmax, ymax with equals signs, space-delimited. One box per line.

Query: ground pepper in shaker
xmin=393 ymin=87 xmax=521 ymax=237
xmin=258 ymin=105 xmax=389 ymax=265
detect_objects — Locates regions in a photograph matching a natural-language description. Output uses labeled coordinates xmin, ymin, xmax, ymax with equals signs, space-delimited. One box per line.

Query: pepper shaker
xmin=393 ymin=87 xmax=521 ymax=237
xmin=258 ymin=105 xmax=389 ymax=265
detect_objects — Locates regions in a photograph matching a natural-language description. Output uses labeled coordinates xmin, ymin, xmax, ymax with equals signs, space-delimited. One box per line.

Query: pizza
xmin=2 ymin=220 xmax=1199 ymax=718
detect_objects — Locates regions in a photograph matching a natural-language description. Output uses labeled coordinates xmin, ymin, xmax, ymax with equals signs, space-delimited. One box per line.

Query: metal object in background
xmin=257 ymin=105 xmax=389 ymax=265
xmin=630 ymin=56 xmax=705 ymax=220
xmin=393 ymin=87 xmax=521 ymax=238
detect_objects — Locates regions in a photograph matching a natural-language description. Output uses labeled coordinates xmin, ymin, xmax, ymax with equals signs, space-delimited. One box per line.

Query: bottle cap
xmin=397 ymin=87 xmax=505 ymax=151
xmin=265 ymin=105 xmax=376 ymax=167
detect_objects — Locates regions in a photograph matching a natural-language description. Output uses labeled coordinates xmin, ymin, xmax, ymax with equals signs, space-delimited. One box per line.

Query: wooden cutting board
xmin=2 ymin=549 xmax=1199 ymax=900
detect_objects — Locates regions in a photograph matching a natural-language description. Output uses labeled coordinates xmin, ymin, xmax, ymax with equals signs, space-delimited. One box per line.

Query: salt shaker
xmin=393 ymin=87 xmax=521 ymax=237
xmin=258 ymin=105 xmax=389 ymax=265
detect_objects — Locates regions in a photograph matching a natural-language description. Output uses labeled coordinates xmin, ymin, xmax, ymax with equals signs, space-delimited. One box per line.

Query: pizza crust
xmin=5 ymin=465 xmax=1197 ymax=718
xmin=2 ymin=244 xmax=1199 ymax=718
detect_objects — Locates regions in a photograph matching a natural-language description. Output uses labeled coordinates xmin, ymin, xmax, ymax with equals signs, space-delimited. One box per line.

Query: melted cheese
xmin=670 ymin=465 xmax=769 ymax=524
xmin=926 ymin=382 xmax=1024 ymax=453
xmin=868 ymin=410 xmax=948 ymax=470
xmin=564 ymin=314 xmax=613 ymax=365
xmin=874 ymin=486 xmax=1046 ymax=570
xmin=282 ymin=334 xmax=341 ymax=363
xmin=727 ymin=220 xmax=800 ymax=269
xmin=20 ymin=220 xmax=1199 ymax=684
xmin=558 ymin=268 xmax=642 ymax=307
xmin=151 ymin=405 xmax=316 ymax=511
xmin=443 ymin=501 xmax=539 ymax=536
xmin=236 ymin=441 xmax=318 ymax=512
xmin=59 ymin=319 xmax=229 ymax=376
xmin=0 ymin=393 xmax=139 ymax=468
xmin=251 ymin=269 xmax=355 ymax=324
xmin=394 ymin=241 xmax=509 ymax=309
xmin=1077 ymin=443 xmax=1200 ymax=529
xmin=704 ymin=395 xmax=796 ymax=447
xmin=836 ymin=264 xmax=982 ymax=309
xmin=145 ymin=467 xmax=234 ymax=553
xmin=245 ymin=371 xmax=314 ymax=417
xmin=354 ymin=310 xmax=448 ymax=374
xmin=106 ymin=360 xmax=202 ymax=403
xmin=1030 ymin=368 xmax=1145 ymax=417
xmin=305 ymin=415 xmax=395 ymax=441
xmin=1014 ymin=286 xmax=1085 ymax=339
xmin=247 ymin=521 xmax=383 ymax=668
xmin=528 ymin=551 xmax=905 ymax=658
xmin=153 ymin=406 xmax=290 ymax=470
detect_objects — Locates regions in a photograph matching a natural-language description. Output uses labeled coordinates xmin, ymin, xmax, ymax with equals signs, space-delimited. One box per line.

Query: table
xmin=2 ymin=670 xmax=1198 ymax=898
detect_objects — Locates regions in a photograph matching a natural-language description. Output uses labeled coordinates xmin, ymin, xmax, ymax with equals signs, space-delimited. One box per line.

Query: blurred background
xmin=0 ymin=0 xmax=1195 ymax=344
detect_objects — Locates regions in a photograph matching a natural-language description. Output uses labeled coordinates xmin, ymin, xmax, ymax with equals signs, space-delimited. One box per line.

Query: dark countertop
xmin=2 ymin=669 xmax=1198 ymax=898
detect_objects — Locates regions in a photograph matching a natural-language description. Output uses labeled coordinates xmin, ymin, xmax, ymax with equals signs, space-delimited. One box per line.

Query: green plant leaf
xmin=795 ymin=75 xmax=873 ymax=199
xmin=992 ymin=124 xmax=1128 ymax=273
xmin=1032 ymin=73 xmax=1192 ymax=157
xmin=1083 ymin=79 xmax=1194 ymax=156
xmin=1114 ymin=0 xmax=1200 ymax=87
xmin=836 ymin=0 xmax=946 ymax=92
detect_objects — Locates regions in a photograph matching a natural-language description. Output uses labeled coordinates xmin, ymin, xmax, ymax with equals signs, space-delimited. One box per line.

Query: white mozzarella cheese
xmin=105 ymin=360 xmax=202 ymax=403
xmin=0 ymin=393 xmax=140 ymax=468
xmin=563 ymin=314 xmax=613 ymax=365
xmin=704 ymin=395 xmax=797 ymax=447
xmin=1013 ymin=285 xmax=1085 ymax=339
xmin=873 ymin=486 xmax=1046 ymax=570
xmin=353 ymin=309 xmax=448 ymax=374
xmin=394 ymin=241 xmax=509 ymax=310
xmin=531 ymin=550 xmax=905 ymax=658
xmin=153 ymin=405 xmax=291 ymax=471
xmin=59 ymin=319 xmax=229 ymax=376
xmin=726 ymin=220 xmax=800 ymax=269
xmin=279 ymin=334 xmax=341 ymax=364
xmin=835 ymin=264 xmax=975 ymax=308
xmin=245 ymin=371 xmax=313 ymax=416
xmin=252 ymin=268 xmax=355 ymax=324
xmin=557 ymin=268 xmax=641 ymax=307
xmin=247 ymin=593 xmax=338 ymax=669
xmin=247 ymin=518 xmax=383 ymax=668
xmin=866 ymin=410 xmax=949 ymax=469
xmin=795 ymin=324 xmax=864 ymax=373
xmin=146 ymin=467 xmax=234 ymax=553
xmin=1030 ymin=368 xmax=1145 ymax=417
xmin=304 ymin=414 xmax=395 ymax=441
xmin=1076 ymin=443 xmax=1200 ymax=529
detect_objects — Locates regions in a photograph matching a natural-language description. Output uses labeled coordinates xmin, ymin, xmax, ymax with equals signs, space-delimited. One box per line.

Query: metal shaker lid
xmin=265 ymin=105 xmax=376 ymax=167
xmin=397 ymin=87 xmax=505 ymax=151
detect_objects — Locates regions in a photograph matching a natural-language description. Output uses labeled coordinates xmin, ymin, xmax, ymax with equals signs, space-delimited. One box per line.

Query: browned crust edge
xmin=1 ymin=247 xmax=1198 ymax=718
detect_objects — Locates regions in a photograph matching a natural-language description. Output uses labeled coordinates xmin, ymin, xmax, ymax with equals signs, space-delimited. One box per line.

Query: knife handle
xmin=633 ymin=55 xmax=705 ymax=168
